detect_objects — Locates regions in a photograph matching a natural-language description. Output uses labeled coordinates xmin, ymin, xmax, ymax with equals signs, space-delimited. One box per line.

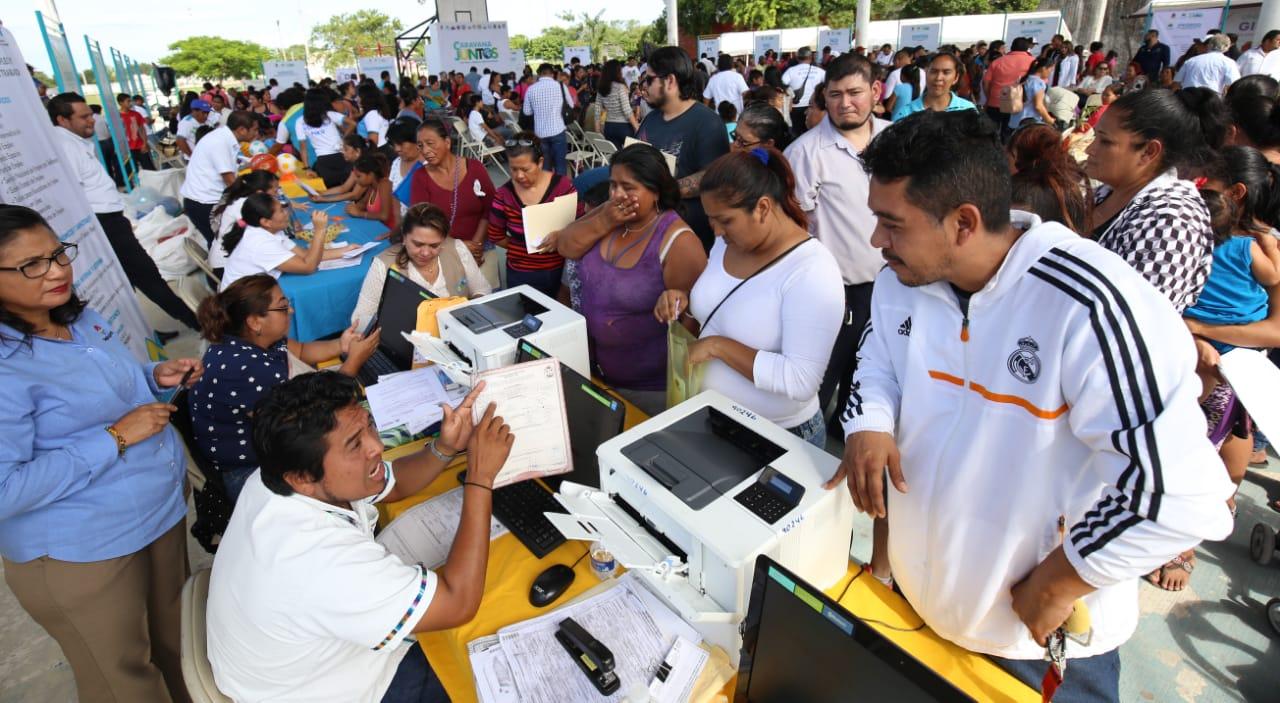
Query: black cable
xmin=569 ymin=545 xmax=592 ymax=569
xmin=835 ymin=564 xmax=927 ymax=633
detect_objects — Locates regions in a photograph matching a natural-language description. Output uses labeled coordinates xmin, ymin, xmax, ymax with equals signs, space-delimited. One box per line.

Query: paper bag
xmin=667 ymin=322 xmax=706 ymax=409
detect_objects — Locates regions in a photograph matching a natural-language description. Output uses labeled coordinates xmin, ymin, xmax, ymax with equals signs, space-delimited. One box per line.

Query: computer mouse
xmin=529 ymin=564 xmax=576 ymax=607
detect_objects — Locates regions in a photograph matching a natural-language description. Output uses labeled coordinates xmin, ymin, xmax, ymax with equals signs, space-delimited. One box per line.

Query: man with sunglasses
xmin=47 ymin=92 xmax=201 ymax=338
xmin=636 ymin=46 xmax=730 ymax=251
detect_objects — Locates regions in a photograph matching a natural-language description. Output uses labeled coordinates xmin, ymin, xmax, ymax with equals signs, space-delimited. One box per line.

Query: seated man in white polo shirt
xmin=207 ymin=372 xmax=513 ymax=703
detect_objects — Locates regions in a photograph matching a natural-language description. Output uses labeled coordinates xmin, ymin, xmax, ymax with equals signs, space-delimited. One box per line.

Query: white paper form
xmin=468 ymin=635 xmax=521 ymax=703
xmin=318 ymin=256 xmax=362 ymax=270
xmin=646 ymin=637 xmax=708 ymax=703
xmin=365 ymin=366 xmax=454 ymax=434
xmin=521 ymin=193 xmax=578 ymax=252
xmin=1220 ymin=347 xmax=1280 ymax=440
xmin=470 ymin=358 xmax=572 ymax=489
xmin=488 ymin=573 xmax=701 ymax=703
xmin=376 ymin=487 xmax=508 ymax=569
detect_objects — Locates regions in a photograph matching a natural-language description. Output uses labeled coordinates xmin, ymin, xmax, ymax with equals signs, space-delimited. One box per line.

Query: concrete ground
xmin=4 ymin=245 xmax=1280 ymax=702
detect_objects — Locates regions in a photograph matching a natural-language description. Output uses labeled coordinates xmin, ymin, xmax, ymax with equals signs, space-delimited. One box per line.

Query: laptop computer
xmin=459 ymin=338 xmax=626 ymax=558
xmin=356 ymin=268 xmax=436 ymax=387
xmin=735 ymin=556 xmax=972 ymax=702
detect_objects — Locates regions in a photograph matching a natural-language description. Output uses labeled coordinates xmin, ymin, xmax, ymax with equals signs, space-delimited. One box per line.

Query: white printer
xmin=545 ymin=391 xmax=854 ymax=658
xmin=437 ymin=285 xmax=589 ymax=378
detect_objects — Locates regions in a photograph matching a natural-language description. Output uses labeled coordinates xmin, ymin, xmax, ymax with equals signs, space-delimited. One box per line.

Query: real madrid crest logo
xmin=1007 ymin=336 xmax=1041 ymax=384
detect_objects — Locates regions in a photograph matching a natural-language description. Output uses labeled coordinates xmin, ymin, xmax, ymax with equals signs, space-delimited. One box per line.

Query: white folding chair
xmin=184 ymin=237 xmax=221 ymax=289
xmin=452 ymin=119 xmax=508 ymax=178
xmin=589 ymin=137 xmax=618 ymax=164
xmin=180 ymin=568 xmax=233 ymax=703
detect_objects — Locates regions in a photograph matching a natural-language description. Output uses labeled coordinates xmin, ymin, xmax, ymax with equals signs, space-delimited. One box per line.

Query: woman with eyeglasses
xmin=190 ymin=274 xmax=381 ymax=501
xmin=0 ymin=205 xmax=202 ymax=703
xmin=487 ymin=133 xmax=584 ymax=297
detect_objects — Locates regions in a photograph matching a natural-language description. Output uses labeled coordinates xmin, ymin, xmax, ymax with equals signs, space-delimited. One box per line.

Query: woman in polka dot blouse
xmin=188 ymin=274 xmax=380 ymax=500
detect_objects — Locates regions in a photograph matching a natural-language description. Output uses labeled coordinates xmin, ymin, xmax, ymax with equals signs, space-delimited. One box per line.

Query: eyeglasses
xmin=642 ymin=73 xmax=664 ymax=86
xmin=266 ymin=297 xmax=293 ymax=314
xmin=504 ymin=138 xmax=536 ymax=148
xmin=730 ymin=131 xmax=761 ymax=148
xmin=0 ymin=244 xmax=78 ymax=279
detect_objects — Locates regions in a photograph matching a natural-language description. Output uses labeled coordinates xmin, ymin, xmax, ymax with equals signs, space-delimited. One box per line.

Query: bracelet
xmin=462 ymin=481 xmax=493 ymax=492
xmin=427 ymin=438 xmax=457 ymax=462
xmin=105 ymin=426 xmax=127 ymax=457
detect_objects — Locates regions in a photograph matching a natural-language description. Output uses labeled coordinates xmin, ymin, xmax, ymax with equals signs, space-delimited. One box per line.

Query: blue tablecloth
xmin=279 ymin=199 xmax=390 ymax=341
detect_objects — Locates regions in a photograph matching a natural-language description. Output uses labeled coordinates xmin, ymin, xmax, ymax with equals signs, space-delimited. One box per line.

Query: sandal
xmin=1146 ymin=553 xmax=1195 ymax=591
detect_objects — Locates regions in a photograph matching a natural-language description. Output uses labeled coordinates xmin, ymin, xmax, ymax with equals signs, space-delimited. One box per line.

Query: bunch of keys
xmin=1041 ymin=601 xmax=1093 ymax=702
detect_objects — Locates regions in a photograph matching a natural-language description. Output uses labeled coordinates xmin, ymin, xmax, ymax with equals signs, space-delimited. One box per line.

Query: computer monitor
xmin=515 ymin=338 xmax=625 ymax=489
xmin=376 ymin=268 xmax=436 ymax=367
xmin=735 ymin=556 xmax=972 ymax=703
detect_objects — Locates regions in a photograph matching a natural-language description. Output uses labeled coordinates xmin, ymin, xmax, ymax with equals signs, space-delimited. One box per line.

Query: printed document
xmin=365 ymin=366 xmax=456 ymax=435
xmin=521 ymin=193 xmax=577 ymax=252
xmin=470 ymin=358 xmax=572 ymax=489
xmin=376 ymin=487 xmax=508 ymax=569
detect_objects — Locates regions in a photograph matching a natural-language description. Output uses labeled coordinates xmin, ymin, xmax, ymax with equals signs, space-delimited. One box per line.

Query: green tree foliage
xmin=310 ymin=10 xmax=404 ymax=72
xmin=730 ymin=0 xmax=822 ymax=30
xmin=160 ymin=36 xmax=271 ymax=80
xmin=518 ymin=12 xmax=652 ymax=62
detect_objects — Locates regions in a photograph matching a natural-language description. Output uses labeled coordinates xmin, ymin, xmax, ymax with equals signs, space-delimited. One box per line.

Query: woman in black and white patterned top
xmin=1084 ymin=88 xmax=1215 ymax=313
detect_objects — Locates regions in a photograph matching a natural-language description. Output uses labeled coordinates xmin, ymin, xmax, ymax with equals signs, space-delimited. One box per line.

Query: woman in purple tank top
xmin=552 ymin=145 xmax=707 ymax=414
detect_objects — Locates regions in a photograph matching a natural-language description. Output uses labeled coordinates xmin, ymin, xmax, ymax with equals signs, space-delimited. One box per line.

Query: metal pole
xmin=855 ymin=0 xmax=872 ymax=49
xmin=666 ymin=0 xmax=678 ymax=46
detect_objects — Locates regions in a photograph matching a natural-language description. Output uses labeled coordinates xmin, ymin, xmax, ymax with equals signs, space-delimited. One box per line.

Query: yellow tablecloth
xmin=379 ymin=401 xmax=1039 ymax=703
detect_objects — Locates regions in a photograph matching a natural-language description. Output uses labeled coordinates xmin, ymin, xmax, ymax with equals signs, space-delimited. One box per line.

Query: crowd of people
xmin=6 ymin=24 xmax=1280 ymax=703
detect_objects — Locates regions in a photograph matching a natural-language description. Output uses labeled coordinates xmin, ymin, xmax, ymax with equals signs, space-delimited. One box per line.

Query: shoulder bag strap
xmin=701 ymin=238 xmax=812 ymax=332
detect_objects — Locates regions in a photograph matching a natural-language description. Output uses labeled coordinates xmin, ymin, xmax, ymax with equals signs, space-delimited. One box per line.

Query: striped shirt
xmin=487 ymin=174 xmax=583 ymax=271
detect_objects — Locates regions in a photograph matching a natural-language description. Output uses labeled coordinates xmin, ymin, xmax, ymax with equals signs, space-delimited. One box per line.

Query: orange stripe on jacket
xmin=927 ymin=370 xmax=1069 ymax=420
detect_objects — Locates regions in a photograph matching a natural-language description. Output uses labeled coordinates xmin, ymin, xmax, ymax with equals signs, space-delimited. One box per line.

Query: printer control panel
xmin=734 ymin=466 xmax=805 ymax=524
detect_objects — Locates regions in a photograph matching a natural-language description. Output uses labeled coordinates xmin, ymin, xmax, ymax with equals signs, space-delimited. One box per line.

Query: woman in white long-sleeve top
xmin=654 ymin=147 xmax=844 ymax=446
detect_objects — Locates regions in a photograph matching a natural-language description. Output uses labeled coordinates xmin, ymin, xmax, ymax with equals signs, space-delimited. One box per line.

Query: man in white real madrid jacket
xmin=831 ymin=110 xmax=1234 ymax=701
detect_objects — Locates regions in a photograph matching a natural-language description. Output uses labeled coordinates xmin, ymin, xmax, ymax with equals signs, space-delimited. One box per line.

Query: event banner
xmin=818 ymin=28 xmax=852 ymax=55
xmin=0 ymin=28 xmax=150 ymax=359
xmin=426 ymin=21 xmax=514 ymax=75
xmin=563 ymin=46 xmax=592 ymax=65
xmin=697 ymin=36 xmax=721 ymax=60
xmin=1004 ymin=13 xmax=1063 ymax=47
xmin=510 ymin=49 xmax=527 ymax=71
xmin=899 ymin=20 xmax=941 ymax=51
xmin=357 ymin=56 xmax=398 ymax=84
xmin=86 ymin=37 xmax=134 ymax=191
xmin=1150 ymin=7 xmax=1224 ymax=60
xmin=263 ymin=60 xmax=309 ymax=89
xmin=35 ymin=10 xmax=81 ymax=93
xmin=753 ymin=32 xmax=781 ymax=59
xmin=335 ymin=67 xmax=358 ymax=83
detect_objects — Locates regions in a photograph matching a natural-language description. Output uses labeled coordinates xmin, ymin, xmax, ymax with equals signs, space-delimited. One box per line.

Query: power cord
xmin=568 ymin=545 xmax=591 ymax=569
xmin=835 ymin=564 xmax=927 ymax=633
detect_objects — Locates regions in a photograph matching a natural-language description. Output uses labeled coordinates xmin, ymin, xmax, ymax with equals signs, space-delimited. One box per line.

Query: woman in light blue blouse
xmin=0 ymin=205 xmax=202 ymax=703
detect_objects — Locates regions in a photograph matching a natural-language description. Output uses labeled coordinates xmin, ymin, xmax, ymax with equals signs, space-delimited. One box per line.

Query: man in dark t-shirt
xmin=635 ymin=47 xmax=730 ymax=251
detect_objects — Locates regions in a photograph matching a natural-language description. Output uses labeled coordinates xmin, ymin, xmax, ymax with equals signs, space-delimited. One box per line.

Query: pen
xmin=165 ymin=366 xmax=195 ymax=403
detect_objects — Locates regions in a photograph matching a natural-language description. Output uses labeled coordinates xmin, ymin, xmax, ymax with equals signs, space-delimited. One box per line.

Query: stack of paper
xmin=521 ymin=193 xmax=578 ymax=252
xmin=624 ymin=137 xmax=678 ymax=176
xmin=365 ymin=366 xmax=463 ymax=435
xmin=467 ymin=573 xmax=704 ymax=703
xmin=376 ymin=487 xmax=508 ymax=569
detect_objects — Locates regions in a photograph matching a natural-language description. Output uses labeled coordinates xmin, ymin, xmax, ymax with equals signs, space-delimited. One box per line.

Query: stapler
xmin=554 ymin=617 xmax=620 ymax=695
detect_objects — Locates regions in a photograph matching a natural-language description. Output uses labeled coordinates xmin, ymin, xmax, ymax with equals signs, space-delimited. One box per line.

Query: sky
xmin=5 ymin=0 xmax=665 ymax=77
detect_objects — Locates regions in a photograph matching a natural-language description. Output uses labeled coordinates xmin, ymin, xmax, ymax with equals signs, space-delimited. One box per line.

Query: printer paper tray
xmin=547 ymin=482 xmax=672 ymax=570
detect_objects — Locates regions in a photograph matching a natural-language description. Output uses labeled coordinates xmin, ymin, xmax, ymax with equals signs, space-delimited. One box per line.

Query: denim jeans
xmin=990 ymin=648 xmax=1120 ymax=703
xmin=505 ymin=267 xmax=563 ymax=299
xmin=786 ymin=409 xmax=827 ymax=449
xmin=380 ymin=642 xmax=450 ymax=703
xmin=221 ymin=466 xmax=257 ymax=503
xmin=541 ymin=132 xmax=568 ymax=175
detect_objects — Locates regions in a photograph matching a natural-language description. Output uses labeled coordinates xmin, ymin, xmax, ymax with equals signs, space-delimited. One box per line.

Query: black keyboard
xmin=357 ymin=351 xmax=402 ymax=386
xmin=461 ymin=472 xmax=567 ymax=558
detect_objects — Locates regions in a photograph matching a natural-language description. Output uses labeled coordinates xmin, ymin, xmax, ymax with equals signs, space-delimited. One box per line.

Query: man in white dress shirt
xmin=1176 ymin=33 xmax=1241 ymax=93
xmin=47 ymin=92 xmax=201 ymax=333
xmin=1237 ymin=30 xmax=1280 ymax=76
